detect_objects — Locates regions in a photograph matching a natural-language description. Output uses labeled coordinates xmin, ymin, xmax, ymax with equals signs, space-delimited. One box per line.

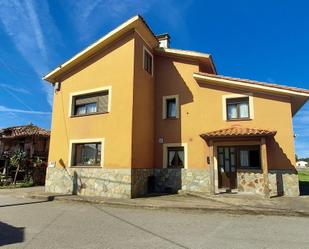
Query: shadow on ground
xmin=299 ymin=181 xmax=309 ymax=196
xmin=0 ymin=221 xmax=24 ymax=246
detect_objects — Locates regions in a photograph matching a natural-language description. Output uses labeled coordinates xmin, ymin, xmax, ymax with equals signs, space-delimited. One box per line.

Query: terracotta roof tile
xmin=0 ymin=124 xmax=50 ymax=138
xmin=201 ymin=126 xmax=276 ymax=139
xmin=195 ymin=72 xmax=309 ymax=95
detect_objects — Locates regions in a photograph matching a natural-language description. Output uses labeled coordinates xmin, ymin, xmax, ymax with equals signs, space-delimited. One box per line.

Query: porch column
xmin=261 ymin=138 xmax=270 ymax=198
xmin=208 ymin=140 xmax=215 ymax=194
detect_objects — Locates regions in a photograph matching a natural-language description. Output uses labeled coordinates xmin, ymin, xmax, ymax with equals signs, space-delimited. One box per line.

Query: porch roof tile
xmin=201 ymin=126 xmax=277 ymax=139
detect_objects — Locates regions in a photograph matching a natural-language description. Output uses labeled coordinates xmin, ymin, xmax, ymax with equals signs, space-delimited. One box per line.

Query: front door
xmin=217 ymin=147 xmax=237 ymax=190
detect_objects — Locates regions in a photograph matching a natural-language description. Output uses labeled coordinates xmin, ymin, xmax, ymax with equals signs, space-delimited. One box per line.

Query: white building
xmin=296 ymin=161 xmax=308 ymax=168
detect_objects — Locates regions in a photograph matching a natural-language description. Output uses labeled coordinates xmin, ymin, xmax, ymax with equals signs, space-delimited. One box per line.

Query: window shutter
xmin=75 ymin=94 xmax=98 ymax=105
xmin=98 ymin=91 xmax=109 ymax=113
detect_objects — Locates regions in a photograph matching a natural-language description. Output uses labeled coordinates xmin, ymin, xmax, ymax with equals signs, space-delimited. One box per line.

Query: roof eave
xmin=43 ymin=15 xmax=158 ymax=83
xmin=193 ymin=73 xmax=309 ymax=98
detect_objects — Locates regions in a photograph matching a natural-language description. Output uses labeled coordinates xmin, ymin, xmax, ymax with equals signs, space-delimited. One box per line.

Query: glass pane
xmin=225 ymin=148 xmax=229 ymax=159
xmin=74 ymin=143 xmax=101 ymax=166
xmin=177 ymin=151 xmax=184 ymax=167
xmin=167 ymin=99 xmax=176 ymax=118
xmin=231 ymin=154 xmax=235 ymax=166
xmin=168 ymin=150 xmax=176 ymax=167
xmin=75 ymin=105 xmax=86 ymax=115
xmin=239 ymin=102 xmax=249 ymax=118
xmin=225 ymin=160 xmax=230 ymax=172
xmin=230 ymin=147 xmax=235 ymax=153
xmin=219 ymin=154 xmax=224 ymax=166
xmin=86 ymin=103 xmax=97 ymax=114
xmin=227 ymin=104 xmax=237 ymax=119
xmin=218 ymin=147 xmax=223 ymax=153
xmin=240 ymin=150 xmax=249 ymax=167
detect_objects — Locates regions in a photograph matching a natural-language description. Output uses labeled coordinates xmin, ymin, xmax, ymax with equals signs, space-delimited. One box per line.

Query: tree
xmin=10 ymin=150 xmax=26 ymax=186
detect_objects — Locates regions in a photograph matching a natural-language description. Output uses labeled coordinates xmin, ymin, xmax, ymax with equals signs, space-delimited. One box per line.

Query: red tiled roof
xmin=201 ymin=126 xmax=276 ymax=139
xmin=194 ymin=72 xmax=309 ymax=95
xmin=0 ymin=124 xmax=50 ymax=138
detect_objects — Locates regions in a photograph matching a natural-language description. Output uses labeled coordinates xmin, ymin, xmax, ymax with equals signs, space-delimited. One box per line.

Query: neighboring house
xmin=43 ymin=15 xmax=309 ymax=198
xmin=296 ymin=161 xmax=308 ymax=168
xmin=0 ymin=124 xmax=50 ymax=175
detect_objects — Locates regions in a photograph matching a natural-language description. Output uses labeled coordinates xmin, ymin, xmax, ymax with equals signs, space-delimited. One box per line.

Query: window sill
xmin=70 ymin=112 xmax=109 ymax=118
xmin=164 ymin=117 xmax=178 ymax=120
xmin=70 ymin=166 xmax=102 ymax=168
xmin=226 ymin=118 xmax=252 ymax=122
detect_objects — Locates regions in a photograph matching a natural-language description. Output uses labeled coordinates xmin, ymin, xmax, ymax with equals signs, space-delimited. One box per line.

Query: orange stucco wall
xmin=48 ymin=29 xmax=296 ymax=171
xmin=48 ymin=32 xmax=135 ymax=168
xmin=154 ymin=55 xmax=296 ymax=170
xmin=131 ymin=32 xmax=155 ymax=168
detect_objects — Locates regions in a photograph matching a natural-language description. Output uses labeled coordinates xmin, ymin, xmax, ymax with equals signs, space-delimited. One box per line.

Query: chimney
xmin=156 ymin=33 xmax=170 ymax=48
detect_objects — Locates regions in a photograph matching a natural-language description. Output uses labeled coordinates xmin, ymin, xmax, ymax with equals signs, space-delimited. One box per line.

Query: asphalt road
xmin=0 ymin=194 xmax=309 ymax=249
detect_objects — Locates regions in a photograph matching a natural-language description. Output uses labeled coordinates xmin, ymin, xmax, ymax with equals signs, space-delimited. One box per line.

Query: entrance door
xmin=217 ymin=147 xmax=237 ymax=190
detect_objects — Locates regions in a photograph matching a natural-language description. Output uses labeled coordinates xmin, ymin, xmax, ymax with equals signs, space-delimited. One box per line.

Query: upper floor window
xmin=162 ymin=95 xmax=179 ymax=119
xmin=71 ymin=89 xmax=110 ymax=117
xmin=143 ymin=47 xmax=153 ymax=76
xmin=226 ymin=97 xmax=250 ymax=120
xmin=166 ymin=98 xmax=176 ymax=118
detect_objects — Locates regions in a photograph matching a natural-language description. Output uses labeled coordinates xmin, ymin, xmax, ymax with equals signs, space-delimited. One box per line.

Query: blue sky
xmin=0 ymin=0 xmax=308 ymax=157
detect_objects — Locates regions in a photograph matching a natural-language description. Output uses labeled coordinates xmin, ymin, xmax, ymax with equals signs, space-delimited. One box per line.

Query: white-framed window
xmin=143 ymin=46 xmax=153 ymax=76
xmin=163 ymin=143 xmax=188 ymax=169
xmin=69 ymin=86 xmax=112 ymax=117
xmin=69 ymin=138 xmax=104 ymax=167
xmin=222 ymin=94 xmax=254 ymax=121
xmin=162 ymin=95 xmax=179 ymax=119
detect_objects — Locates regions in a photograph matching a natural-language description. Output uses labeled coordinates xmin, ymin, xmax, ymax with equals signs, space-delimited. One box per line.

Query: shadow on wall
xmin=0 ymin=222 xmax=24 ymax=246
xmin=150 ymin=56 xmax=194 ymax=195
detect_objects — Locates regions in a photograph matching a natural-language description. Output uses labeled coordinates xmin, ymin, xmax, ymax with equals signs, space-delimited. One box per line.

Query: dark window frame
xmin=167 ymin=146 xmax=185 ymax=168
xmin=217 ymin=145 xmax=261 ymax=170
xmin=71 ymin=142 xmax=102 ymax=167
xmin=72 ymin=90 xmax=109 ymax=117
xmin=143 ymin=48 xmax=153 ymax=76
xmin=166 ymin=98 xmax=177 ymax=119
xmin=226 ymin=97 xmax=250 ymax=120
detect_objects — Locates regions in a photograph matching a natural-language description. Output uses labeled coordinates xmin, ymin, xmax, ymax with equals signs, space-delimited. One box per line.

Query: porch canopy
xmin=200 ymin=126 xmax=277 ymax=197
xmin=200 ymin=126 xmax=276 ymax=140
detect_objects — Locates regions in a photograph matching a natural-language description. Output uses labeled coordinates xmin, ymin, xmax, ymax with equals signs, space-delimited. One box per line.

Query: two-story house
xmin=43 ymin=15 xmax=309 ymax=198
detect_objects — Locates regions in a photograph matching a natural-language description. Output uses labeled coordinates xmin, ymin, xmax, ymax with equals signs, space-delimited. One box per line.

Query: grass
xmin=298 ymin=171 xmax=309 ymax=182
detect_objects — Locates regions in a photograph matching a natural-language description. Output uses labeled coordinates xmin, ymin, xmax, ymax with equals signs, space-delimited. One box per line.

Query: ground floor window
xmin=72 ymin=142 xmax=101 ymax=166
xmin=167 ymin=146 xmax=184 ymax=168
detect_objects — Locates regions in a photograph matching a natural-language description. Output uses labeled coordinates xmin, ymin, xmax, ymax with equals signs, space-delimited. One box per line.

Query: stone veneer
xmin=237 ymin=170 xmax=299 ymax=197
xmin=45 ymin=167 xmax=131 ymax=198
xmin=46 ymin=167 xmax=299 ymax=198
xmin=46 ymin=167 xmax=212 ymax=198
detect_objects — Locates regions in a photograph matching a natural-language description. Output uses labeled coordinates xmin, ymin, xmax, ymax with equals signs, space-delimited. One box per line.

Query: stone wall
xmin=237 ymin=170 xmax=299 ymax=197
xmin=131 ymin=168 xmax=153 ymax=198
xmin=152 ymin=168 xmax=211 ymax=194
xmin=45 ymin=167 xmax=131 ymax=198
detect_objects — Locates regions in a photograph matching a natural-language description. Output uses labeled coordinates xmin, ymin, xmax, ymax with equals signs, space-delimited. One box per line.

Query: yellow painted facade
xmin=46 ymin=16 xmax=308 ymax=176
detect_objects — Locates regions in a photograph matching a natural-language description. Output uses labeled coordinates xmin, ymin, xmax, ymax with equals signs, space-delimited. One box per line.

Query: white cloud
xmin=0 ymin=83 xmax=30 ymax=94
xmin=0 ymin=105 xmax=51 ymax=115
xmin=0 ymin=0 xmax=59 ymax=107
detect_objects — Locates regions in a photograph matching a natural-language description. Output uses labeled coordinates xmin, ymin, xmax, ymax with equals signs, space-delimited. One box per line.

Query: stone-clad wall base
xmin=237 ymin=170 xmax=299 ymax=197
xmin=45 ymin=167 xmax=131 ymax=198
xmin=131 ymin=168 xmax=153 ymax=198
xmin=153 ymin=168 xmax=211 ymax=194
xmin=131 ymin=168 xmax=212 ymax=196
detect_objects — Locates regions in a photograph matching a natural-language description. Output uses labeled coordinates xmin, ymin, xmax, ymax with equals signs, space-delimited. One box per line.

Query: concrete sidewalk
xmin=1 ymin=186 xmax=309 ymax=217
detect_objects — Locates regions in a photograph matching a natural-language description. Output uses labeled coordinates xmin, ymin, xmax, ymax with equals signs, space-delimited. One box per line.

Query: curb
xmin=26 ymin=193 xmax=309 ymax=218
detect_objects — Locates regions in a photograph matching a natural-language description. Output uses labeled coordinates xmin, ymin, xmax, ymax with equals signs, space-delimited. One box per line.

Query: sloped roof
xmin=0 ymin=124 xmax=50 ymax=139
xmin=43 ymin=15 xmax=158 ymax=83
xmin=194 ymin=72 xmax=309 ymax=97
xmin=201 ymin=126 xmax=276 ymax=139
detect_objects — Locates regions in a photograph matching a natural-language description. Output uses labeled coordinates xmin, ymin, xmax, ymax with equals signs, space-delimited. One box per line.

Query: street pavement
xmin=0 ymin=193 xmax=309 ymax=249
